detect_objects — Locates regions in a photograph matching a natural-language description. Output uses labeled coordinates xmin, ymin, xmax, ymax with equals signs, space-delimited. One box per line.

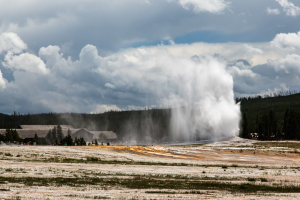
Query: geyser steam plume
xmin=169 ymin=55 xmax=240 ymax=142
xmin=91 ymin=47 xmax=240 ymax=142
xmin=105 ymin=48 xmax=240 ymax=142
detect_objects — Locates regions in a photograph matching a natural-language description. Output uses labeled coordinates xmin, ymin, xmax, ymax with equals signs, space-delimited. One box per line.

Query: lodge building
xmin=0 ymin=125 xmax=118 ymax=144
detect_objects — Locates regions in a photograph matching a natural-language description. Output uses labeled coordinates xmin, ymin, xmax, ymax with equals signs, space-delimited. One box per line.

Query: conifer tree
xmin=79 ymin=137 xmax=86 ymax=146
xmin=241 ymin=113 xmax=249 ymax=138
xmin=64 ymin=133 xmax=73 ymax=146
xmin=52 ymin=126 xmax=57 ymax=141
xmin=33 ymin=133 xmax=39 ymax=144
xmin=57 ymin=125 xmax=63 ymax=142
xmin=5 ymin=129 xmax=13 ymax=143
xmin=12 ymin=129 xmax=21 ymax=142
xmin=45 ymin=129 xmax=53 ymax=144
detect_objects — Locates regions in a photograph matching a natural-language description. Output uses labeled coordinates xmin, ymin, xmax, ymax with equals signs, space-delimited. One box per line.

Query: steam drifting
xmin=169 ymin=56 xmax=240 ymax=141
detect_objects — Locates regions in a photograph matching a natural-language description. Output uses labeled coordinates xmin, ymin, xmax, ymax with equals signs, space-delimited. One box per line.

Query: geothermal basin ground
xmin=1 ymin=137 xmax=300 ymax=199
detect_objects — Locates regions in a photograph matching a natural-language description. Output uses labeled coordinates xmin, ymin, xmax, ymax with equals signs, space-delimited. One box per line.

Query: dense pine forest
xmin=1 ymin=91 xmax=300 ymax=142
xmin=238 ymin=91 xmax=300 ymax=140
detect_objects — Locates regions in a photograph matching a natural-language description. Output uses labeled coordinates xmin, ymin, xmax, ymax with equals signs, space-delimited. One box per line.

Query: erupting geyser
xmin=104 ymin=48 xmax=241 ymax=142
xmin=169 ymin=55 xmax=241 ymax=142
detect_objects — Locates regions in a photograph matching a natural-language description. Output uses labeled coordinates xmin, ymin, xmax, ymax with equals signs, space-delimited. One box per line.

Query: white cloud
xmin=268 ymin=54 xmax=300 ymax=74
xmin=169 ymin=0 xmax=230 ymax=13
xmin=271 ymin=31 xmax=300 ymax=50
xmin=105 ymin=83 xmax=116 ymax=89
xmin=2 ymin=52 xmax=49 ymax=75
xmin=169 ymin=39 xmax=175 ymax=45
xmin=0 ymin=70 xmax=6 ymax=90
xmin=276 ymin=0 xmax=300 ymax=16
xmin=0 ymin=32 xmax=27 ymax=54
xmin=228 ymin=53 xmax=300 ymax=96
xmin=243 ymin=44 xmax=263 ymax=54
xmin=266 ymin=7 xmax=280 ymax=15
xmin=92 ymin=104 xmax=121 ymax=114
xmin=1 ymin=32 xmax=300 ymax=116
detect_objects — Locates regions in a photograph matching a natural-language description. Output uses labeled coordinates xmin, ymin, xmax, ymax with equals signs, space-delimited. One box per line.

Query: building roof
xmin=90 ymin=131 xmax=117 ymax=140
xmin=17 ymin=125 xmax=74 ymax=130
xmin=71 ymin=128 xmax=94 ymax=142
xmin=0 ymin=125 xmax=117 ymax=141
xmin=0 ymin=128 xmax=77 ymax=139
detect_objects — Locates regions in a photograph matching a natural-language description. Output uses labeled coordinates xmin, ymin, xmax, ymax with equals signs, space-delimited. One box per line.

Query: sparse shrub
xmin=260 ymin=178 xmax=268 ymax=182
xmin=247 ymin=177 xmax=256 ymax=181
xmin=5 ymin=153 xmax=13 ymax=157
xmin=86 ymin=157 xmax=99 ymax=162
xmin=93 ymin=196 xmax=110 ymax=199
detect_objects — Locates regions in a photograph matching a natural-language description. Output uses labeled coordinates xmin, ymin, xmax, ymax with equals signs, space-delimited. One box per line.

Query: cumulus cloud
xmin=243 ymin=44 xmax=263 ymax=54
xmin=268 ymin=54 xmax=300 ymax=74
xmin=0 ymin=70 xmax=6 ymax=90
xmin=266 ymin=8 xmax=280 ymax=15
xmin=0 ymin=32 xmax=27 ymax=54
xmin=1 ymin=0 xmax=299 ymax=59
xmin=228 ymin=53 xmax=300 ymax=96
xmin=271 ymin=31 xmax=300 ymax=50
xmin=168 ymin=0 xmax=230 ymax=13
xmin=276 ymin=0 xmax=300 ymax=16
xmin=2 ymin=52 xmax=49 ymax=75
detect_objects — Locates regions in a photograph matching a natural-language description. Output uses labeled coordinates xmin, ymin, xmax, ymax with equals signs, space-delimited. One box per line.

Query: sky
xmin=0 ymin=0 xmax=300 ymax=114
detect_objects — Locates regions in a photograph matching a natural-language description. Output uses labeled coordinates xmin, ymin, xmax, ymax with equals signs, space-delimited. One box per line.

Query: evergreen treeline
xmin=0 ymin=109 xmax=172 ymax=142
xmin=44 ymin=125 xmax=86 ymax=145
xmin=0 ymin=129 xmax=22 ymax=144
xmin=0 ymin=125 xmax=86 ymax=145
xmin=240 ymin=91 xmax=300 ymax=140
xmin=2 ymin=91 xmax=300 ymax=142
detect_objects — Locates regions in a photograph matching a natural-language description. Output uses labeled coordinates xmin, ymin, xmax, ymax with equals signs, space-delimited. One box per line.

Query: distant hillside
xmin=0 ymin=113 xmax=9 ymax=118
xmin=240 ymin=93 xmax=300 ymax=133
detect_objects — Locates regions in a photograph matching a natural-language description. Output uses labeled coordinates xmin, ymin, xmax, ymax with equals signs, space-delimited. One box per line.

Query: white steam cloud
xmin=170 ymin=56 xmax=240 ymax=141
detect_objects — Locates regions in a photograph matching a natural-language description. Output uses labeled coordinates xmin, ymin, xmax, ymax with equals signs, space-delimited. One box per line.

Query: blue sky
xmin=0 ymin=0 xmax=300 ymax=114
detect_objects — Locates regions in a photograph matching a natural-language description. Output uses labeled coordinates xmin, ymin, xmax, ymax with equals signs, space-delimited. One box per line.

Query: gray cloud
xmin=266 ymin=8 xmax=281 ymax=15
xmin=0 ymin=0 xmax=297 ymax=60
xmin=229 ymin=53 xmax=300 ymax=96
xmin=0 ymin=29 xmax=300 ymax=115
xmin=168 ymin=0 xmax=230 ymax=13
xmin=276 ymin=0 xmax=300 ymax=16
